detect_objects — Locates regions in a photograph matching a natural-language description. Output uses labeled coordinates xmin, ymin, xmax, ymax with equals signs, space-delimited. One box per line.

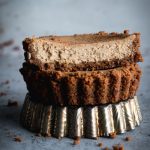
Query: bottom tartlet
xmin=20 ymin=64 xmax=141 ymax=105
xmin=20 ymin=93 xmax=142 ymax=139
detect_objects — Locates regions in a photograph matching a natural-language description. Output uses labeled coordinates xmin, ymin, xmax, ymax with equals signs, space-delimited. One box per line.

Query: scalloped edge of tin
xmin=20 ymin=93 xmax=142 ymax=138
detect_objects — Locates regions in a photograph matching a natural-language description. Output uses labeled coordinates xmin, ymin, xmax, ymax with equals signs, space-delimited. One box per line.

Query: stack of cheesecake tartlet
xmin=20 ymin=30 xmax=143 ymax=138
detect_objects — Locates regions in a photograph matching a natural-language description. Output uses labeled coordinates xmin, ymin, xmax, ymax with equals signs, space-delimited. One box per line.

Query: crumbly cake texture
xmin=20 ymin=64 xmax=141 ymax=106
xmin=23 ymin=30 xmax=143 ymax=71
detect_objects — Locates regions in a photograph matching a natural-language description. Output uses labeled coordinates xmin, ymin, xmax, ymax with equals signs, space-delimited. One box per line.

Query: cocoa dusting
xmin=73 ymin=137 xmax=80 ymax=145
xmin=7 ymin=100 xmax=18 ymax=107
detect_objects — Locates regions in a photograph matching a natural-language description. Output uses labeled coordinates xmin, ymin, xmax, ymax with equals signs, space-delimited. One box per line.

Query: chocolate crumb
xmin=0 ymin=92 xmax=7 ymax=96
xmin=1 ymin=80 xmax=9 ymax=85
xmin=4 ymin=80 xmax=9 ymax=84
xmin=109 ymin=132 xmax=117 ymax=139
xmin=125 ymin=136 xmax=132 ymax=141
xmin=113 ymin=144 xmax=124 ymax=150
xmin=124 ymin=30 xmax=129 ymax=35
xmin=0 ymin=40 xmax=14 ymax=49
xmin=98 ymin=142 xmax=103 ymax=147
xmin=118 ymin=144 xmax=124 ymax=150
xmin=7 ymin=100 xmax=18 ymax=107
xmin=103 ymin=147 xmax=109 ymax=150
xmin=14 ymin=136 xmax=22 ymax=142
xmin=73 ymin=137 xmax=80 ymax=145
xmin=113 ymin=145 xmax=119 ymax=150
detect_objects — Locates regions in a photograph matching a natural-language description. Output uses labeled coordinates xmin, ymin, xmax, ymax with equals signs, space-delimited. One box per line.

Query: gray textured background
xmin=0 ymin=0 xmax=150 ymax=149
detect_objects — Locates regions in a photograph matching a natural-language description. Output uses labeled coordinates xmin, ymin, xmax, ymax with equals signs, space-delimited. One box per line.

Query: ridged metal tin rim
xmin=20 ymin=93 xmax=142 ymax=139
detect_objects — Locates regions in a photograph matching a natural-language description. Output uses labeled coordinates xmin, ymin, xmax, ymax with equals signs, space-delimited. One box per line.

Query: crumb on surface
xmin=124 ymin=30 xmax=129 ymax=35
xmin=113 ymin=144 xmax=124 ymax=150
xmin=7 ymin=100 xmax=18 ymax=107
xmin=118 ymin=144 xmax=124 ymax=150
xmin=0 ymin=92 xmax=7 ymax=96
xmin=14 ymin=136 xmax=22 ymax=142
xmin=73 ymin=137 xmax=80 ymax=145
xmin=98 ymin=142 xmax=103 ymax=147
xmin=1 ymin=80 xmax=9 ymax=85
xmin=125 ymin=136 xmax=132 ymax=141
xmin=103 ymin=147 xmax=109 ymax=150
xmin=109 ymin=132 xmax=117 ymax=139
xmin=113 ymin=145 xmax=119 ymax=150
xmin=0 ymin=40 xmax=14 ymax=49
xmin=4 ymin=80 xmax=9 ymax=84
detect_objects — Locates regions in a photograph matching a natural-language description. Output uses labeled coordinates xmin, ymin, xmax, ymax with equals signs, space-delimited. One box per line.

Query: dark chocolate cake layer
xmin=20 ymin=63 xmax=141 ymax=106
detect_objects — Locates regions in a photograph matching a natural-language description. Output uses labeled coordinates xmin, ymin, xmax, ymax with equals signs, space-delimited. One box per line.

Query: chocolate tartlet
xmin=23 ymin=30 xmax=143 ymax=71
xmin=20 ymin=30 xmax=143 ymax=138
xmin=20 ymin=64 xmax=141 ymax=105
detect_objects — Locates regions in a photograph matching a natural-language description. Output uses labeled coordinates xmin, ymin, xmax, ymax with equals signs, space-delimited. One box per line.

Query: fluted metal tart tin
xmin=20 ymin=93 xmax=142 ymax=138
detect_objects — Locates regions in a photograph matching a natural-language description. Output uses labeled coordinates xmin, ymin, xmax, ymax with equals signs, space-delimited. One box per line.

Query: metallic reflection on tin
xmin=83 ymin=106 xmax=99 ymax=138
xmin=98 ymin=104 xmax=114 ymax=136
xmin=67 ymin=107 xmax=83 ymax=138
xmin=53 ymin=107 xmax=67 ymax=138
xmin=40 ymin=106 xmax=52 ymax=136
xmin=20 ymin=94 xmax=142 ymax=138
xmin=134 ymin=96 xmax=142 ymax=122
xmin=123 ymin=100 xmax=135 ymax=131
xmin=112 ymin=103 xmax=126 ymax=133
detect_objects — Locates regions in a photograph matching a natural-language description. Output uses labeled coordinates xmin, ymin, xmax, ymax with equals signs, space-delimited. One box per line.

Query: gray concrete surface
xmin=0 ymin=0 xmax=150 ymax=149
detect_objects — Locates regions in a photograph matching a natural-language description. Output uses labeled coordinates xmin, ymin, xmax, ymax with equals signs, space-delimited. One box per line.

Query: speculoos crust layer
xmin=20 ymin=63 xmax=142 ymax=106
xmin=23 ymin=30 xmax=143 ymax=71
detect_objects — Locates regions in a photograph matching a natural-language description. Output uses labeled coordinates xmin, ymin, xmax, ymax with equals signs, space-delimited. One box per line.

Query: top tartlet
xmin=23 ymin=30 xmax=143 ymax=71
